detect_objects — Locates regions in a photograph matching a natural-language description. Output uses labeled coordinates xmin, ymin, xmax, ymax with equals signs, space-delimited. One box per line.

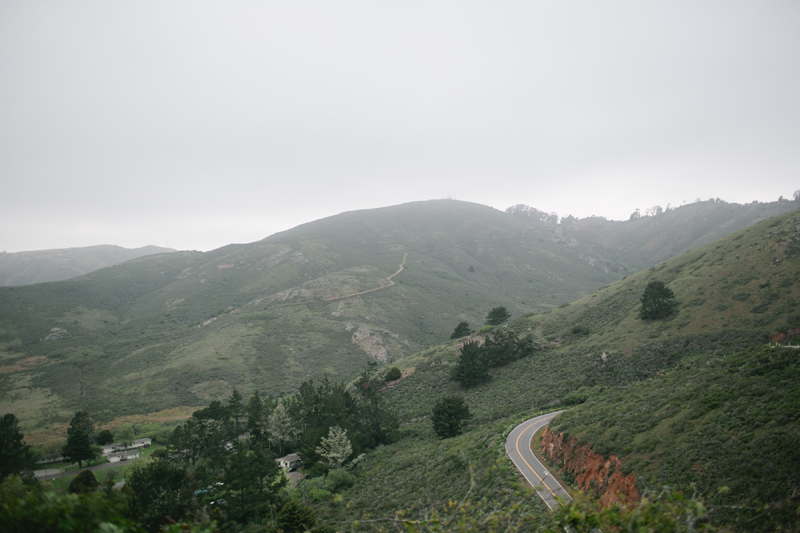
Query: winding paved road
xmin=505 ymin=411 xmax=572 ymax=510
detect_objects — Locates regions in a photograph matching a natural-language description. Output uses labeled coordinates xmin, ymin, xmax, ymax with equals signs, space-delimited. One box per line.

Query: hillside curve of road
xmin=505 ymin=411 xmax=572 ymax=510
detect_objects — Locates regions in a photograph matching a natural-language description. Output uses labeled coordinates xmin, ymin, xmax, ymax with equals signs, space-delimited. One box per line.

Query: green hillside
xmin=315 ymin=208 xmax=800 ymax=530
xmin=0 ymin=244 xmax=175 ymax=286
xmin=1 ymin=200 xmax=624 ymax=432
xmin=509 ymin=197 xmax=799 ymax=274
xmin=1 ymin=199 xmax=796 ymax=442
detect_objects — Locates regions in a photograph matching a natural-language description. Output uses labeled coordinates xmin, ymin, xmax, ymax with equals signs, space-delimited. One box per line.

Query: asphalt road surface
xmin=505 ymin=411 xmax=572 ymax=510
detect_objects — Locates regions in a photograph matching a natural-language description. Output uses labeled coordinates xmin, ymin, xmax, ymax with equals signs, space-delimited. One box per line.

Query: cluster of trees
xmin=450 ymin=306 xmax=512 ymax=340
xmin=283 ymin=371 xmax=399 ymax=476
xmin=1 ymin=364 xmax=399 ymax=532
xmin=452 ymin=329 xmax=545 ymax=388
xmin=629 ymin=205 xmax=666 ymax=220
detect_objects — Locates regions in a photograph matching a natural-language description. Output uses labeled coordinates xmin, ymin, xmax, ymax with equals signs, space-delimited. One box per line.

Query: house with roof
xmin=101 ymin=438 xmax=152 ymax=456
xmin=276 ymin=453 xmax=302 ymax=471
xmin=108 ymin=449 xmax=143 ymax=463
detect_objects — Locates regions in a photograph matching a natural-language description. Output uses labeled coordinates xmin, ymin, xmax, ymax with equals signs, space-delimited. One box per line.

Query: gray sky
xmin=1 ymin=1 xmax=798 ymax=252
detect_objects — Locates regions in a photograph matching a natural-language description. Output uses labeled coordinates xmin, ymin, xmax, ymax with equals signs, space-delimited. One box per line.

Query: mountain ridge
xmin=0 ymin=199 xmax=797 ymax=435
xmin=0 ymin=244 xmax=176 ymax=286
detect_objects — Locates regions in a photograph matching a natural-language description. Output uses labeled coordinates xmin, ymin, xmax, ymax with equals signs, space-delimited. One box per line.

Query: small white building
xmin=102 ymin=438 xmax=152 ymax=456
xmin=108 ymin=449 xmax=142 ymax=463
xmin=276 ymin=453 xmax=302 ymax=471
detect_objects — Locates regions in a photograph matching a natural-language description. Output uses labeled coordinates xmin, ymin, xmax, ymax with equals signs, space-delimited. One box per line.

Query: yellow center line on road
xmin=514 ymin=415 xmax=559 ymax=501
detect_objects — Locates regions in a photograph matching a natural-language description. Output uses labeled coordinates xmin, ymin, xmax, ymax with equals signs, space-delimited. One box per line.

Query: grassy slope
xmin=0 ymin=200 xmax=626 ymax=432
xmin=316 ymin=208 xmax=800 ymax=529
xmin=1 ymin=200 xmax=796 ymax=438
xmin=0 ymin=245 xmax=175 ymax=286
xmin=512 ymin=198 xmax=799 ymax=274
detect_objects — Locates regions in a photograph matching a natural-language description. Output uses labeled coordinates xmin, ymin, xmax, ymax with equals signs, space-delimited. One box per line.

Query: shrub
xmin=384 ymin=367 xmax=402 ymax=382
xmin=68 ymin=469 xmax=99 ymax=494
xmin=324 ymin=468 xmax=355 ymax=492
xmin=570 ymin=325 xmax=591 ymax=336
xmin=431 ymin=396 xmax=472 ymax=439
xmin=94 ymin=429 xmax=114 ymax=446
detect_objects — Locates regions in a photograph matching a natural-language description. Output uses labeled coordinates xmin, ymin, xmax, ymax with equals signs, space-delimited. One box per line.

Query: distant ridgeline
xmin=0 ymin=244 xmax=175 ymax=286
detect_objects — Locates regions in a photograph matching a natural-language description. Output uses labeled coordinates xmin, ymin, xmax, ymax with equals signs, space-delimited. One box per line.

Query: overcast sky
xmin=1 ymin=1 xmax=798 ymax=252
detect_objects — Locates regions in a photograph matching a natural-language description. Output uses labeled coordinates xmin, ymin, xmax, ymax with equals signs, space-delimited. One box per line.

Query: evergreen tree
xmin=267 ymin=402 xmax=294 ymax=456
xmin=228 ymin=388 xmax=245 ymax=436
xmin=357 ymin=380 xmax=399 ymax=448
xmin=127 ymin=459 xmax=194 ymax=532
xmin=640 ymin=280 xmax=677 ymax=320
xmin=0 ymin=413 xmax=35 ymax=482
xmin=450 ymin=321 xmax=473 ymax=339
xmin=62 ymin=411 xmax=98 ymax=469
xmin=482 ymin=329 xmax=534 ymax=367
xmin=485 ymin=306 xmax=511 ymax=326
xmin=246 ymin=391 xmax=265 ymax=443
xmin=316 ymin=426 xmax=354 ymax=470
xmin=224 ymin=442 xmax=286 ymax=523
xmin=431 ymin=396 xmax=472 ymax=439
xmin=452 ymin=341 xmax=490 ymax=388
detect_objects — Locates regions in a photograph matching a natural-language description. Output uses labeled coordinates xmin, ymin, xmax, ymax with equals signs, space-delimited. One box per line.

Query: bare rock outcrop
xmin=540 ymin=426 xmax=640 ymax=508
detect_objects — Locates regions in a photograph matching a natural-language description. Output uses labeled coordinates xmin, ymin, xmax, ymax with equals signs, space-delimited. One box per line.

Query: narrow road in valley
xmin=324 ymin=253 xmax=408 ymax=301
xmin=505 ymin=411 xmax=572 ymax=510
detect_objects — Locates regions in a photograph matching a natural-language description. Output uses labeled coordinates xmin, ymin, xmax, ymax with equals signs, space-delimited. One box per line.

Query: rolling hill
xmin=328 ymin=207 xmax=800 ymax=530
xmin=0 ymin=244 xmax=175 ymax=286
xmin=0 ymin=199 xmax=797 ymax=437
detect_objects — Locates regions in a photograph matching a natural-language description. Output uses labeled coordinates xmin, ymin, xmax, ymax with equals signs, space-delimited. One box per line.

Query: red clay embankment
xmin=540 ymin=427 xmax=640 ymax=507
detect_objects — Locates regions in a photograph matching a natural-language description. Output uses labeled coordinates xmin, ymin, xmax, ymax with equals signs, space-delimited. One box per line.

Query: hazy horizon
xmin=3 ymin=2 xmax=798 ymax=253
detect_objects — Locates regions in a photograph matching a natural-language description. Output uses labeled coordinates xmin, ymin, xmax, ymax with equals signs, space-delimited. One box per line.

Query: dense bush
xmin=384 ymin=367 xmax=402 ymax=382
xmin=431 ymin=396 xmax=472 ymax=439
xmin=68 ymin=469 xmax=99 ymax=494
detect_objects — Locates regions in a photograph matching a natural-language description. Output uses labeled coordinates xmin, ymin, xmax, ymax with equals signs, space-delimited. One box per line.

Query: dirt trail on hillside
xmin=325 ymin=253 xmax=407 ymax=301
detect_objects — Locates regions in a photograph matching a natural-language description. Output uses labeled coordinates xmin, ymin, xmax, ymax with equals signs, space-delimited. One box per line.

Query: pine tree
xmin=62 ymin=411 xmax=98 ymax=469
xmin=640 ymin=280 xmax=676 ymax=320
xmin=485 ymin=306 xmax=511 ymax=326
xmin=431 ymin=396 xmax=472 ymax=439
xmin=0 ymin=413 xmax=34 ymax=482
xmin=246 ymin=391 xmax=265 ymax=443
xmin=452 ymin=341 xmax=490 ymax=388
xmin=228 ymin=388 xmax=244 ymax=436
xmin=267 ymin=402 xmax=294 ymax=456
xmin=277 ymin=500 xmax=318 ymax=533
xmin=315 ymin=426 xmax=353 ymax=469
xmin=450 ymin=321 xmax=473 ymax=339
